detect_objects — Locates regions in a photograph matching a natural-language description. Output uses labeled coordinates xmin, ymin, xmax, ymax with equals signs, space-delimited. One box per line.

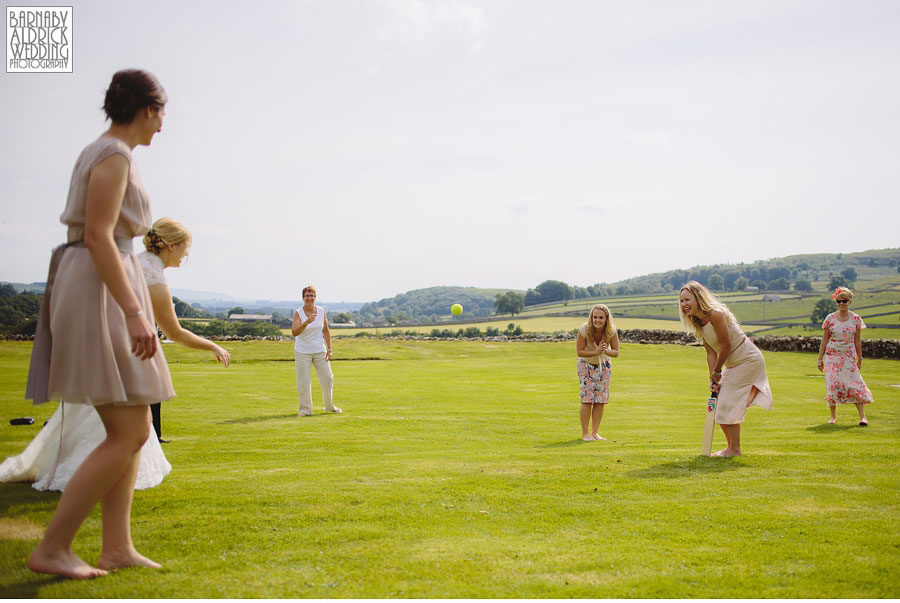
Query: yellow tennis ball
xmin=451 ymin=303 xmax=463 ymax=316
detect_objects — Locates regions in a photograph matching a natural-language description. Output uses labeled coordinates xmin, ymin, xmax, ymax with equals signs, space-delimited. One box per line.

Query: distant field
xmin=326 ymin=316 xmax=773 ymax=337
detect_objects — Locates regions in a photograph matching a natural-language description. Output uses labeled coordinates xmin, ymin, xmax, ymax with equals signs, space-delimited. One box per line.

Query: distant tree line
xmin=179 ymin=319 xmax=281 ymax=337
xmin=0 ymin=284 xmax=41 ymax=335
xmin=358 ymin=286 xmax=499 ymax=323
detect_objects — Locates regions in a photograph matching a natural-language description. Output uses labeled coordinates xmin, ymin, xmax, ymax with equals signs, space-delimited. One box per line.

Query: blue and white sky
xmin=2 ymin=0 xmax=898 ymax=302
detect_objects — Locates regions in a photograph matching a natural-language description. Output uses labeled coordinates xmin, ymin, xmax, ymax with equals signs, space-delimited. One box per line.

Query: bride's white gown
xmin=0 ymin=402 xmax=171 ymax=491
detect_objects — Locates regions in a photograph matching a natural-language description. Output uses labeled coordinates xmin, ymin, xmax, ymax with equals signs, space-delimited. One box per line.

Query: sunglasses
xmin=835 ymin=299 xmax=850 ymax=304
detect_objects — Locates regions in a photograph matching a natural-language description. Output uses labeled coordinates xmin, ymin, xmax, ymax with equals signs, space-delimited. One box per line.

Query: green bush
xmin=810 ymin=298 xmax=837 ymax=324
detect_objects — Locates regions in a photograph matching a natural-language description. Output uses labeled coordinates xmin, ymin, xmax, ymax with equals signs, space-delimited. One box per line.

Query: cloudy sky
xmin=2 ymin=0 xmax=898 ymax=303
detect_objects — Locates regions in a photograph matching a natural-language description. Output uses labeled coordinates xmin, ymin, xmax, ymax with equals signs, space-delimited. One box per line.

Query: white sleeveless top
xmin=700 ymin=318 xmax=746 ymax=355
xmin=294 ymin=305 xmax=327 ymax=353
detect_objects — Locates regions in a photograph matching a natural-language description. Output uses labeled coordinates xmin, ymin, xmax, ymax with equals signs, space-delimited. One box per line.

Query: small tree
xmin=228 ymin=306 xmax=246 ymax=316
xmin=827 ymin=275 xmax=848 ymax=291
xmin=811 ymin=298 xmax=837 ymax=323
xmin=768 ymin=277 xmax=790 ymax=290
xmin=494 ymin=291 xmax=525 ymax=317
xmin=733 ymin=277 xmax=749 ymax=291
xmin=707 ymin=274 xmax=725 ymax=291
xmin=841 ymin=267 xmax=857 ymax=282
xmin=793 ymin=279 xmax=812 ymax=292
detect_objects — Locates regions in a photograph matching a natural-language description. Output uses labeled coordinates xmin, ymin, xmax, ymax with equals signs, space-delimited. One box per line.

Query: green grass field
xmin=1 ymin=340 xmax=898 ymax=597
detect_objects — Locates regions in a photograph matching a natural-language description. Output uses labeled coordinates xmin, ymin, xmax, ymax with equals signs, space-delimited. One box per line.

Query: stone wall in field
xmin=2 ymin=330 xmax=898 ymax=359
xmin=750 ymin=334 xmax=900 ymax=360
xmin=616 ymin=329 xmax=900 ymax=360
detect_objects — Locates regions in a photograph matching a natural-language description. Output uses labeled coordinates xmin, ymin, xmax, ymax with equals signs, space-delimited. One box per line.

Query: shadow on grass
xmin=539 ymin=439 xmax=599 ymax=448
xmin=806 ymin=423 xmax=857 ymax=432
xmin=626 ymin=457 xmax=745 ymax=479
xmin=220 ymin=413 xmax=299 ymax=424
xmin=0 ymin=483 xmax=58 ymax=515
xmin=239 ymin=357 xmax=386 ymax=364
xmin=1 ymin=575 xmax=62 ymax=598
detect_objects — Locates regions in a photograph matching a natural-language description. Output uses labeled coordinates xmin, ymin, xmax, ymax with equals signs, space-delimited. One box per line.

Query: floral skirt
xmin=577 ymin=358 xmax=611 ymax=404
xmin=824 ymin=350 xmax=873 ymax=406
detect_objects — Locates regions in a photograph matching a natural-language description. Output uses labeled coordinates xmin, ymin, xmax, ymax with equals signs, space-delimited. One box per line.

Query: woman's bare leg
xmin=591 ymin=404 xmax=605 ymax=440
xmin=96 ymin=404 xmax=159 ymax=570
xmin=828 ymin=405 xmax=837 ymax=424
xmin=855 ymin=403 xmax=868 ymax=425
xmin=28 ymin=404 xmax=151 ymax=579
xmin=713 ymin=385 xmax=760 ymax=457
xmin=713 ymin=424 xmax=741 ymax=456
xmin=580 ymin=404 xmax=592 ymax=440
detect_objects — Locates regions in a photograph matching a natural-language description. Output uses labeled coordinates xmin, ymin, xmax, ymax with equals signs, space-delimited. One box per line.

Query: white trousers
xmin=294 ymin=351 xmax=335 ymax=414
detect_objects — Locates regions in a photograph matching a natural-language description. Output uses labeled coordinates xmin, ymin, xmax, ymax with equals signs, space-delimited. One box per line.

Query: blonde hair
xmin=832 ymin=286 xmax=853 ymax=301
xmin=143 ymin=217 xmax=191 ymax=255
xmin=679 ymin=281 xmax=738 ymax=340
xmin=583 ymin=304 xmax=616 ymax=344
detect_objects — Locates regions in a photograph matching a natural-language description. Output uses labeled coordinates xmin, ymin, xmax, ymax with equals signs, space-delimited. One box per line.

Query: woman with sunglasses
xmin=817 ymin=287 xmax=873 ymax=426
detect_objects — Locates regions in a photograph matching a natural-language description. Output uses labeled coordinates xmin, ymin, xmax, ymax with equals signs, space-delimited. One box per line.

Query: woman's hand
xmin=325 ymin=348 xmax=333 ymax=361
xmin=709 ymin=380 xmax=721 ymax=394
xmin=817 ymin=358 xmax=824 ymax=372
xmin=126 ymin=313 xmax=158 ymax=360
xmin=710 ymin=371 xmax=722 ymax=386
xmin=213 ymin=344 xmax=231 ymax=367
xmin=305 ymin=310 xmax=317 ymax=325
xmin=598 ymin=341 xmax=608 ymax=354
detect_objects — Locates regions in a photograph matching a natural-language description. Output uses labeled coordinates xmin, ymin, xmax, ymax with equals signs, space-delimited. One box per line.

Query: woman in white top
xmin=575 ymin=304 xmax=620 ymax=441
xmin=679 ymin=281 xmax=773 ymax=457
xmin=292 ymin=285 xmax=341 ymax=416
xmin=138 ymin=217 xmax=230 ymax=440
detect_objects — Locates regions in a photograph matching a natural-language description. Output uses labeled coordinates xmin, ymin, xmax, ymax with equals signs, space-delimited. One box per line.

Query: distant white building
xmin=744 ymin=286 xmax=759 ymax=292
xmin=762 ymin=294 xmax=782 ymax=302
xmin=228 ymin=314 xmax=275 ymax=323
xmin=330 ymin=321 xmax=357 ymax=328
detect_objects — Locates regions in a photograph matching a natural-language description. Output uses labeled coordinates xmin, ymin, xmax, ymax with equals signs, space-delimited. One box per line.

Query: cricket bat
xmin=701 ymin=391 xmax=718 ymax=456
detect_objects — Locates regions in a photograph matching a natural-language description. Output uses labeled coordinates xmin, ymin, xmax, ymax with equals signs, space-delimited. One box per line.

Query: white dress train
xmin=0 ymin=402 xmax=171 ymax=492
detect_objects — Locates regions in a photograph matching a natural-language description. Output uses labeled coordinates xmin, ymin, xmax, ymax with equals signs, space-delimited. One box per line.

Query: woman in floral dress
xmin=575 ymin=304 xmax=619 ymax=441
xmin=817 ymin=287 xmax=873 ymax=426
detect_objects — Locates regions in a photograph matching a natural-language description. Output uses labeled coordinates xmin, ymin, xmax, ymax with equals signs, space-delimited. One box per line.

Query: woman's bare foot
xmin=28 ymin=547 xmax=107 ymax=580
xmin=592 ymin=434 xmax=606 ymax=441
xmin=827 ymin=418 xmax=837 ymax=424
xmin=711 ymin=448 xmax=741 ymax=457
xmin=97 ymin=549 xmax=161 ymax=571
xmin=582 ymin=434 xmax=594 ymax=441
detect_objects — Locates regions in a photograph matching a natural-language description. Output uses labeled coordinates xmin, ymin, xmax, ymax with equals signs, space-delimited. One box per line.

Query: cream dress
xmin=700 ymin=320 xmax=773 ymax=424
xmin=32 ymin=135 xmax=175 ymax=406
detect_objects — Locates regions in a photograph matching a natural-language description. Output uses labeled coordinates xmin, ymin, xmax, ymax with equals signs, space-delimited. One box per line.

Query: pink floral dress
xmin=822 ymin=312 xmax=873 ymax=407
